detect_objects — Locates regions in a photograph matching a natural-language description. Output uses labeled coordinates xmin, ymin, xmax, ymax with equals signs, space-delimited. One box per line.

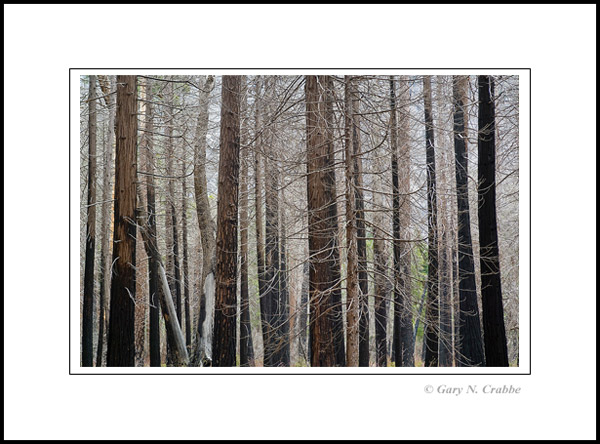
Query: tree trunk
xmin=306 ymin=75 xmax=339 ymax=367
xmin=390 ymin=76 xmax=413 ymax=366
xmin=82 ymin=75 xmax=97 ymax=367
xmin=323 ymin=76 xmax=346 ymax=367
xmin=477 ymin=75 xmax=509 ymax=367
xmin=106 ymin=75 xmax=137 ymax=367
xmin=212 ymin=75 xmax=241 ymax=367
xmin=397 ymin=76 xmax=414 ymax=367
xmin=298 ymin=259 xmax=310 ymax=363
xmin=423 ymin=76 xmax=439 ymax=367
xmin=239 ymin=77 xmax=255 ymax=366
xmin=182 ymin=157 xmax=192 ymax=352
xmin=96 ymin=76 xmax=115 ymax=367
xmin=140 ymin=78 xmax=162 ymax=367
xmin=192 ymin=75 xmax=216 ymax=365
xmin=351 ymin=78 xmax=370 ymax=368
xmin=264 ymin=123 xmax=281 ymax=367
xmin=278 ymin=209 xmax=291 ymax=365
xmin=373 ymin=177 xmax=388 ymax=367
xmin=344 ymin=75 xmax=360 ymax=367
xmin=452 ymin=75 xmax=485 ymax=367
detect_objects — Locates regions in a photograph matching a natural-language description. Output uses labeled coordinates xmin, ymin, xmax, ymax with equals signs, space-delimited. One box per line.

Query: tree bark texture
xmin=477 ymin=75 xmax=509 ymax=367
xmin=453 ymin=75 xmax=485 ymax=367
xmin=212 ymin=75 xmax=241 ymax=367
xmin=423 ymin=76 xmax=440 ymax=367
xmin=82 ymin=75 xmax=97 ymax=367
xmin=106 ymin=75 xmax=137 ymax=367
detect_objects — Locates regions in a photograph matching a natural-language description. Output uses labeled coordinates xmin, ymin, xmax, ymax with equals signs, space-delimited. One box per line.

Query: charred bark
xmin=477 ymin=75 xmax=509 ymax=367
xmin=106 ymin=75 xmax=137 ymax=367
xmin=453 ymin=76 xmax=485 ymax=367
xmin=82 ymin=75 xmax=97 ymax=367
xmin=423 ymin=76 xmax=439 ymax=367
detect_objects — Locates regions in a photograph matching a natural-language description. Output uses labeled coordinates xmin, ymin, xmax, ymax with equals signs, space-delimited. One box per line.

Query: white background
xmin=4 ymin=4 xmax=596 ymax=440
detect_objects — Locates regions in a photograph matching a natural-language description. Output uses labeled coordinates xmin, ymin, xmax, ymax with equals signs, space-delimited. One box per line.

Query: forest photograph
xmin=6 ymin=3 xmax=597 ymax=441
xmin=78 ymin=72 xmax=521 ymax=370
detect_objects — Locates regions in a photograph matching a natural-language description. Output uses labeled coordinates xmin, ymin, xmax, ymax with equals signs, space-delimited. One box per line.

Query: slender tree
xmin=344 ymin=75 xmax=360 ymax=367
xmin=352 ymin=78 xmax=370 ymax=367
xmin=141 ymin=78 xmax=162 ymax=367
xmin=390 ymin=76 xmax=413 ymax=366
xmin=323 ymin=76 xmax=346 ymax=367
xmin=397 ymin=76 xmax=414 ymax=367
xmin=477 ymin=75 xmax=509 ymax=367
xmin=423 ymin=75 xmax=440 ymax=367
xmin=82 ymin=75 xmax=97 ymax=367
xmin=212 ymin=75 xmax=241 ymax=367
xmin=96 ymin=76 xmax=116 ymax=367
xmin=182 ymin=155 xmax=192 ymax=351
xmin=192 ymin=75 xmax=216 ymax=365
xmin=453 ymin=75 xmax=485 ymax=366
xmin=373 ymin=174 xmax=389 ymax=367
xmin=106 ymin=75 xmax=138 ymax=367
xmin=239 ymin=77 xmax=255 ymax=366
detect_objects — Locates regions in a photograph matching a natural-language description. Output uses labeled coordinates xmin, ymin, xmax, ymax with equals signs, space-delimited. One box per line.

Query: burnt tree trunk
xmin=306 ymin=75 xmax=339 ymax=367
xmin=453 ymin=75 xmax=485 ymax=367
xmin=264 ymin=125 xmax=281 ymax=366
xmin=373 ymin=181 xmax=389 ymax=367
xmin=398 ymin=77 xmax=414 ymax=367
xmin=212 ymin=75 xmax=241 ymax=367
xmin=477 ymin=75 xmax=509 ymax=367
xmin=390 ymin=76 xmax=413 ymax=366
xmin=323 ymin=76 xmax=346 ymax=367
xmin=82 ymin=75 xmax=97 ymax=367
xmin=423 ymin=76 xmax=440 ymax=367
xmin=106 ymin=75 xmax=137 ymax=367
xmin=96 ymin=76 xmax=115 ymax=367
xmin=351 ymin=78 xmax=370 ymax=368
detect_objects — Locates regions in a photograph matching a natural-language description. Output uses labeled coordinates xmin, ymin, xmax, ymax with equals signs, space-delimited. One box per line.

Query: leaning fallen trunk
xmin=158 ymin=263 xmax=189 ymax=366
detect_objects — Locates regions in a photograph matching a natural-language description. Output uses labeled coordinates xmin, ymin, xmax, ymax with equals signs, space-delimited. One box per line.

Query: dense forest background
xmin=80 ymin=74 xmax=519 ymax=368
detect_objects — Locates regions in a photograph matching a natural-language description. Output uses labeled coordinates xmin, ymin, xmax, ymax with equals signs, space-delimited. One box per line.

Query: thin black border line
xmin=70 ymin=68 xmax=531 ymax=376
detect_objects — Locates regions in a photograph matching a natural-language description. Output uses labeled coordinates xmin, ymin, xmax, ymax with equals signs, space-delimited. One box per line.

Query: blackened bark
xmin=390 ymin=77 xmax=401 ymax=366
xmin=143 ymin=79 xmax=161 ymax=367
xmin=390 ymin=76 xmax=413 ymax=366
xmin=264 ymin=143 xmax=280 ymax=366
xmin=453 ymin=76 xmax=485 ymax=367
xmin=352 ymin=80 xmax=370 ymax=367
xmin=323 ymin=76 xmax=346 ymax=367
xmin=278 ymin=216 xmax=291 ymax=365
xmin=212 ymin=75 xmax=241 ymax=367
xmin=106 ymin=75 xmax=137 ymax=367
xmin=82 ymin=75 xmax=97 ymax=367
xmin=373 ymin=228 xmax=388 ymax=367
xmin=423 ymin=76 xmax=439 ymax=367
xmin=477 ymin=75 xmax=509 ymax=367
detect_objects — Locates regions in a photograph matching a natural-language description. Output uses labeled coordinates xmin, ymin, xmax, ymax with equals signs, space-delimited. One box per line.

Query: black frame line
xmin=70 ymin=67 xmax=532 ymax=376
